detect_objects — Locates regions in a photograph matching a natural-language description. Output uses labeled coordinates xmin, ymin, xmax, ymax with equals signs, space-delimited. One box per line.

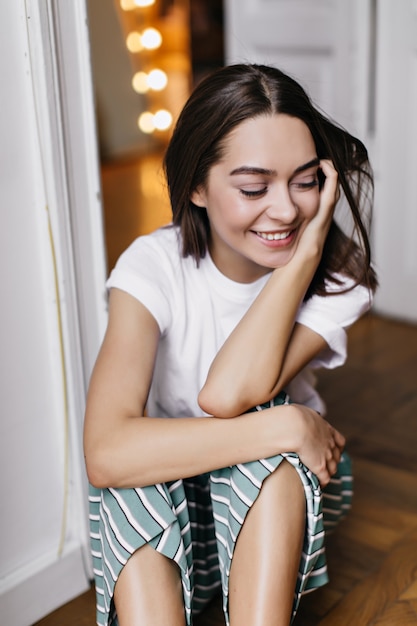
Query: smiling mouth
xmin=255 ymin=230 xmax=293 ymax=241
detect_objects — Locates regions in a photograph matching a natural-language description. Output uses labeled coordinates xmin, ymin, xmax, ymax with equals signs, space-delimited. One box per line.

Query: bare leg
xmin=114 ymin=543 xmax=186 ymax=626
xmin=229 ymin=460 xmax=305 ymax=626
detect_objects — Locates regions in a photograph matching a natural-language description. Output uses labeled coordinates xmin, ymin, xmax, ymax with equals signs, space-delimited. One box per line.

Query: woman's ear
xmin=190 ymin=186 xmax=207 ymax=208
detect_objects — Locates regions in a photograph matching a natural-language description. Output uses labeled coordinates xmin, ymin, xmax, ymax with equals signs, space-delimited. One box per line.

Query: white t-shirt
xmin=107 ymin=225 xmax=372 ymax=417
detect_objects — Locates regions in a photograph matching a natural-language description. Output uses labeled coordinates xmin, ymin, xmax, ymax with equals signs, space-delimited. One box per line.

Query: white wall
xmin=0 ymin=1 xmax=107 ymax=624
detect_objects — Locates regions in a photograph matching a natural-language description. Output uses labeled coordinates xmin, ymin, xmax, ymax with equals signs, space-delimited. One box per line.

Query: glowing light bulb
xmin=153 ymin=109 xmax=172 ymax=131
xmin=141 ymin=28 xmax=162 ymax=50
xmin=147 ymin=69 xmax=168 ymax=91
xmin=138 ymin=112 xmax=155 ymax=134
xmin=120 ymin=0 xmax=136 ymax=10
xmin=132 ymin=70 xmax=167 ymax=94
xmin=126 ymin=32 xmax=143 ymax=53
xmin=132 ymin=72 xmax=149 ymax=93
xmin=121 ymin=0 xmax=155 ymax=9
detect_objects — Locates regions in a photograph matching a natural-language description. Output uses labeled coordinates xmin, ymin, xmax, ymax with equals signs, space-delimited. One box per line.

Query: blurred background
xmin=87 ymin=0 xmax=224 ymax=269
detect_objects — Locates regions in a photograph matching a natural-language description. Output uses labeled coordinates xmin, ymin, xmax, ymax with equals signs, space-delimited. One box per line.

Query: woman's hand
xmin=294 ymin=159 xmax=340 ymax=262
xmin=286 ymin=403 xmax=346 ymax=488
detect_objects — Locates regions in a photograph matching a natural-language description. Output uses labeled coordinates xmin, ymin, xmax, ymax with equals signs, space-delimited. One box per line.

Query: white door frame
xmin=25 ymin=0 xmax=107 ymax=606
xmin=26 ymin=0 xmax=109 ymax=571
xmin=27 ymin=0 xmax=109 ymax=380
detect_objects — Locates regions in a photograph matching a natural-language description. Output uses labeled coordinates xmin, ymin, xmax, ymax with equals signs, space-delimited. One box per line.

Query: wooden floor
xmin=35 ymin=156 xmax=417 ymax=625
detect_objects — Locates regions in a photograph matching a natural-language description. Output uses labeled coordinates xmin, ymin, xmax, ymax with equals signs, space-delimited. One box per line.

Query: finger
xmin=332 ymin=446 xmax=342 ymax=465
xmin=332 ymin=429 xmax=346 ymax=449
xmin=326 ymin=444 xmax=341 ymax=467
xmin=320 ymin=158 xmax=337 ymax=180
xmin=319 ymin=471 xmax=331 ymax=488
xmin=327 ymin=458 xmax=338 ymax=477
xmin=319 ymin=159 xmax=339 ymax=206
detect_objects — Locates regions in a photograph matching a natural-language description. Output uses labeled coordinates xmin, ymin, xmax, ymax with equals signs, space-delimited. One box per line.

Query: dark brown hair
xmin=164 ymin=63 xmax=377 ymax=297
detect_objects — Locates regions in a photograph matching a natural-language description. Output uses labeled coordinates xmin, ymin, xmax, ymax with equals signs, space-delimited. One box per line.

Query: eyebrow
xmin=229 ymin=157 xmax=320 ymax=177
xmin=294 ymin=157 xmax=320 ymax=174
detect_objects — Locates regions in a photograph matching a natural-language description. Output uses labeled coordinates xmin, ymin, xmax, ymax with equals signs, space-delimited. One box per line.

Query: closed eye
xmin=291 ymin=179 xmax=319 ymax=191
xmin=240 ymin=187 xmax=268 ymax=198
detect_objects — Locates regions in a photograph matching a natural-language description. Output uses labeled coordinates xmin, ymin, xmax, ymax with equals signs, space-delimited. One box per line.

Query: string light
xmin=121 ymin=0 xmax=155 ymax=10
xmin=120 ymin=0 xmax=137 ymax=10
xmin=132 ymin=69 xmax=168 ymax=93
xmin=147 ymin=69 xmax=167 ymax=90
xmin=141 ymin=27 xmax=162 ymax=50
xmin=127 ymin=28 xmax=162 ymax=53
xmin=153 ymin=109 xmax=172 ymax=130
xmin=126 ymin=31 xmax=143 ymax=53
xmin=120 ymin=0 xmax=182 ymax=135
xmin=138 ymin=111 xmax=156 ymax=134
xmin=132 ymin=72 xmax=149 ymax=94
xmin=138 ymin=109 xmax=173 ymax=133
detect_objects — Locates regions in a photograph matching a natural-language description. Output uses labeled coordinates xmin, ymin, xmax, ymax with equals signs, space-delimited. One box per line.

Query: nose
xmin=265 ymin=184 xmax=298 ymax=223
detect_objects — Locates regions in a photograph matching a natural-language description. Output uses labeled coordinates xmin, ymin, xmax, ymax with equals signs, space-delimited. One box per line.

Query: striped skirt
xmin=89 ymin=394 xmax=353 ymax=626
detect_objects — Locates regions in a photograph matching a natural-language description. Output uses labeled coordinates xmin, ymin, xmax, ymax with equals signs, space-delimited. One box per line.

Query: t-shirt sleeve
xmin=105 ymin=233 xmax=176 ymax=334
xmin=296 ymin=278 xmax=373 ymax=369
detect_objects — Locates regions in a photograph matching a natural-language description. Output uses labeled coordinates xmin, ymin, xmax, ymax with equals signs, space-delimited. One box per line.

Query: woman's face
xmin=191 ymin=113 xmax=321 ymax=282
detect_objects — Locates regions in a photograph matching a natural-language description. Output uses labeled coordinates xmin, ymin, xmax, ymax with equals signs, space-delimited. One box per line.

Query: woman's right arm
xmin=198 ymin=160 xmax=339 ymax=417
xmin=83 ymin=288 xmax=342 ymax=489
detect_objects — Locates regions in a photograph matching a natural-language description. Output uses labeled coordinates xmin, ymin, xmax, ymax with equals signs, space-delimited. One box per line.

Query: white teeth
xmin=256 ymin=231 xmax=290 ymax=241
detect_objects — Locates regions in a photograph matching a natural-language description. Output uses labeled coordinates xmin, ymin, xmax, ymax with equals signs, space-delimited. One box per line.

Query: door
xmin=225 ymin=0 xmax=361 ymax=134
xmin=371 ymin=0 xmax=417 ymax=322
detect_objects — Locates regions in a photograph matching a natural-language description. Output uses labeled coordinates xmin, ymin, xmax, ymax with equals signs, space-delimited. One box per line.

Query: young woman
xmin=84 ymin=64 xmax=377 ymax=626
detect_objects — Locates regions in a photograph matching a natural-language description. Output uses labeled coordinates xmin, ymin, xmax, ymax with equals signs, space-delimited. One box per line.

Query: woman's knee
xmin=261 ymin=459 xmax=305 ymax=503
xmin=117 ymin=544 xmax=181 ymax=588
xmin=114 ymin=545 xmax=185 ymax=625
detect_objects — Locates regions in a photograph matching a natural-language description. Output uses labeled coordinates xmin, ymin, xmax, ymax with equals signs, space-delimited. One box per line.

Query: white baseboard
xmin=0 ymin=544 xmax=91 ymax=626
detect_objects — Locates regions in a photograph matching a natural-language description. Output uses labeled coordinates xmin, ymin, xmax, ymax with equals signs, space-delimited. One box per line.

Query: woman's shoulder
xmin=121 ymin=223 xmax=180 ymax=257
xmin=106 ymin=225 xmax=188 ymax=332
xmin=300 ymin=272 xmax=373 ymax=329
xmin=111 ymin=224 xmax=185 ymax=274
xmin=326 ymin=273 xmax=373 ymax=310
